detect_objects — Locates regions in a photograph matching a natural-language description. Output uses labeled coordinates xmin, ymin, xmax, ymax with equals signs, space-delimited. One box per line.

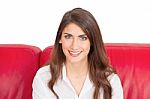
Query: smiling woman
xmin=32 ymin=8 xmax=123 ymax=99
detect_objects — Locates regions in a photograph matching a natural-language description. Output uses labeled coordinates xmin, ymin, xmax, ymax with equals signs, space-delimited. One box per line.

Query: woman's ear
xmin=59 ymin=40 xmax=62 ymax=43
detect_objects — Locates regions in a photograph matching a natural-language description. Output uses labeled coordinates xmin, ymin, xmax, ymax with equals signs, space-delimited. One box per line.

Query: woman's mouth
xmin=69 ymin=51 xmax=82 ymax=57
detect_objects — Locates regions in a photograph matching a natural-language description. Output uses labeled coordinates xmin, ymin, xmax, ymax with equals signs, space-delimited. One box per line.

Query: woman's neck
xmin=65 ymin=61 xmax=89 ymax=77
xmin=65 ymin=61 xmax=89 ymax=96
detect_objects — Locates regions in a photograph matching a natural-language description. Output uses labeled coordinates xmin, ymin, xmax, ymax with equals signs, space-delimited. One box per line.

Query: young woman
xmin=32 ymin=8 xmax=123 ymax=99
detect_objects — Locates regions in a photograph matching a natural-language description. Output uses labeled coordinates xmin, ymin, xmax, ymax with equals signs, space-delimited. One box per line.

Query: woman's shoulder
xmin=34 ymin=65 xmax=51 ymax=81
xmin=107 ymin=73 xmax=122 ymax=89
xmin=36 ymin=65 xmax=50 ymax=74
xmin=32 ymin=65 xmax=55 ymax=98
xmin=107 ymin=73 xmax=120 ymax=81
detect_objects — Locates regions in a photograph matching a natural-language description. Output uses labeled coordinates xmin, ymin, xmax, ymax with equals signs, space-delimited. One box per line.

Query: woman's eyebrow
xmin=78 ymin=34 xmax=87 ymax=37
xmin=63 ymin=33 xmax=87 ymax=37
xmin=63 ymin=33 xmax=72 ymax=35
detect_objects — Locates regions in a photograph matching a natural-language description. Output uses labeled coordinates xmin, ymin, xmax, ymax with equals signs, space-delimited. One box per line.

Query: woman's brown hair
xmin=48 ymin=8 xmax=115 ymax=99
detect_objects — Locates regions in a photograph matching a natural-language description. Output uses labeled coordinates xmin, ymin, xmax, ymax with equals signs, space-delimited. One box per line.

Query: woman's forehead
xmin=62 ymin=23 xmax=86 ymax=36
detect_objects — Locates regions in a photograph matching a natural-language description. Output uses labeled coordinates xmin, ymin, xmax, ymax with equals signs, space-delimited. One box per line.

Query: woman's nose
xmin=71 ymin=38 xmax=79 ymax=50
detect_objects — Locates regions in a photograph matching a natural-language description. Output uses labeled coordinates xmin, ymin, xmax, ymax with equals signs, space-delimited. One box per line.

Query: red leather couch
xmin=0 ymin=43 xmax=150 ymax=99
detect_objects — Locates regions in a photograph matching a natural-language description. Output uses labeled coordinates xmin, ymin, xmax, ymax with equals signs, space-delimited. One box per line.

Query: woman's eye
xmin=64 ymin=34 xmax=72 ymax=39
xmin=80 ymin=36 xmax=88 ymax=41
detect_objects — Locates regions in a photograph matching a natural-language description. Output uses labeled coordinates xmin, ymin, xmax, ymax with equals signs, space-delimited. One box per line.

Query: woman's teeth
xmin=69 ymin=51 xmax=81 ymax=56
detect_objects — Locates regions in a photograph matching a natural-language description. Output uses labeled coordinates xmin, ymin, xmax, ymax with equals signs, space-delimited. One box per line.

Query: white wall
xmin=0 ymin=0 xmax=150 ymax=50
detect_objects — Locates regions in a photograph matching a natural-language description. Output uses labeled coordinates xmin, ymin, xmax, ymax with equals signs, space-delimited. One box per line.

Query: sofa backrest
xmin=40 ymin=43 xmax=150 ymax=99
xmin=0 ymin=44 xmax=41 ymax=99
xmin=105 ymin=43 xmax=150 ymax=99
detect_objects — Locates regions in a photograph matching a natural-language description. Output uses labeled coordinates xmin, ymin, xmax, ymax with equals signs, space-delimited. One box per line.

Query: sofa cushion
xmin=0 ymin=44 xmax=41 ymax=99
xmin=40 ymin=46 xmax=53 ymax=66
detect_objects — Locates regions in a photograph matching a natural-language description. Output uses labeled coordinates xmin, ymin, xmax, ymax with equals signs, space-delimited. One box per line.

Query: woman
xmin=32 ymin=8 xmax=123 ymax=99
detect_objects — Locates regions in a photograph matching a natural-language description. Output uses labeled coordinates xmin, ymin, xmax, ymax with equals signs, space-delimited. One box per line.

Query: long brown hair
xmin=48 ymin=8 xmax=115 ymax=99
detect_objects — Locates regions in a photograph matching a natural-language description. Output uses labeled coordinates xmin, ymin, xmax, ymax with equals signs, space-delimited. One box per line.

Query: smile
xmin=69 ymin=51 xmax=82 ymax=57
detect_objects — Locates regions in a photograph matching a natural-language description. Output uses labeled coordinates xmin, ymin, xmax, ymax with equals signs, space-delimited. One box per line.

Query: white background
xmin=0 ymin=0 xmax=150 ymax=50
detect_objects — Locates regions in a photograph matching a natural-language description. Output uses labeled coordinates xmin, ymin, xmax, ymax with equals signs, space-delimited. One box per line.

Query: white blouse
xmin=32 ymin=65 xmax=123 ymax=99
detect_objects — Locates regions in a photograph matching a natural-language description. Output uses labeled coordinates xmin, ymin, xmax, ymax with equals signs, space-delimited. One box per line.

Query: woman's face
xmin=59 ymin=23 xmax=91 ymax=64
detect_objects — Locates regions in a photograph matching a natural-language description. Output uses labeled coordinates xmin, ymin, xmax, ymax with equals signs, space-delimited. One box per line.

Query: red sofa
xmin=0 ymin=43 xmax=150 ymax=99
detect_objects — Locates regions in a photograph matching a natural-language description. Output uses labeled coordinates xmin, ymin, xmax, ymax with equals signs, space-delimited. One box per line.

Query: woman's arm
xmin=32 ymin=66 xmax=55 ymax=99
xmin=110 ymin=74 xmax=124 ymax=99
